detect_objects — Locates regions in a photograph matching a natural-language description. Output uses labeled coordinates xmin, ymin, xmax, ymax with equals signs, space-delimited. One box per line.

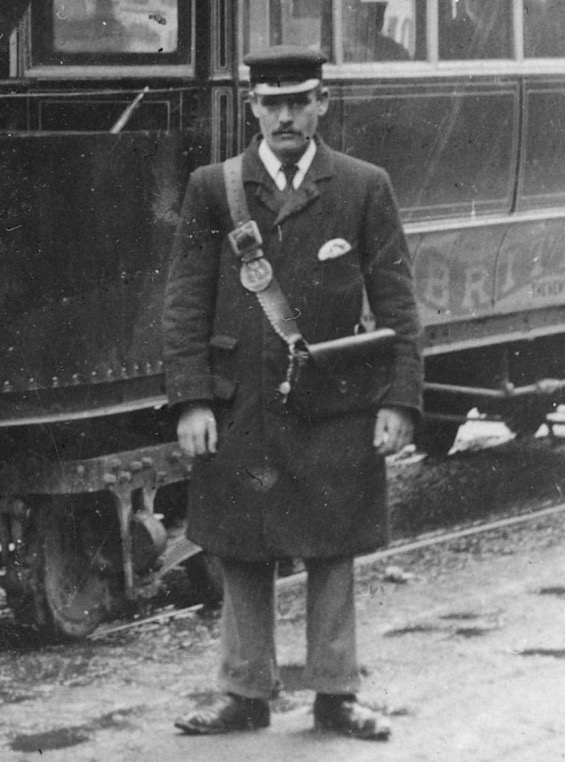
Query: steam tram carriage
xmin=1 ymin=0 xmax=565 ymax=638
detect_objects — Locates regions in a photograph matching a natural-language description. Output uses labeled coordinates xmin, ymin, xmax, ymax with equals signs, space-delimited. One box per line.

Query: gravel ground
xmin=2 ymin=431 xmax=565 ymax=759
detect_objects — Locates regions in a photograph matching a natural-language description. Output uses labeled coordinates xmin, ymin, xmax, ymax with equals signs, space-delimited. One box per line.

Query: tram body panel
xmin=495 ymin=218 xmax=565 ymax=317
xmin=333 ymin=81 xmax=519 ymax=220
xmin=519 ymin=80 xmax=565 ymax=211
xmin=0 ymin=131 xmax=196 ymax=417
xmin=408 ymin=216 xmax=565 ymax=343
xmin=412 ymin=226 xmax=500 ymax=329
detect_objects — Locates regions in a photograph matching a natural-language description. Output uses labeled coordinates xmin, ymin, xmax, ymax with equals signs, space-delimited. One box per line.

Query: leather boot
xmin=313 ymin=693 xmax=391 ymax=740
xmin=175 ymin=693 xmax=270 ymax=735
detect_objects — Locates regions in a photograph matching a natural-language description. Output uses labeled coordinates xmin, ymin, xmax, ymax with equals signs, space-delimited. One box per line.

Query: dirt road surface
xmin=2 ymin=432 xmax=565 ymax=761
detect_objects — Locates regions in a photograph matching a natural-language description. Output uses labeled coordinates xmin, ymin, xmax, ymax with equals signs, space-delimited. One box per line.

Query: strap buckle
xmin=227 ymin=220 xmax=263 ymax=262
xmin=291 ymin=337 xmax=310 ymax=366
xmin=278 ymin=338 xmax=311 ymax=404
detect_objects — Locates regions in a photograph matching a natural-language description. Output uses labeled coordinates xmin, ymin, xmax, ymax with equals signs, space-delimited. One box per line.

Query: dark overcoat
xmin=162 ymin=136 xmax=422 ymax=562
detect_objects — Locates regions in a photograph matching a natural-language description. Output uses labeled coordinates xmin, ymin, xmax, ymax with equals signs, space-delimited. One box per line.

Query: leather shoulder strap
xmin=222 ymin=155 xmax=304 ymax=352
xmin=223 ymin=155 xmax=249 ymax=227
xmin=221 ymin=154 xmax=374 ymax=345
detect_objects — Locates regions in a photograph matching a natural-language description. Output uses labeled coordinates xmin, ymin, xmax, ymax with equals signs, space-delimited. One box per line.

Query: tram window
xmin=343 ymin=1 xmax=422 ymax=62
xmin=524 ymin=1 xmax=565 ymax=57
xmin=439 ymin=0 xmax=513 ymax=59
xmin=243 ymin=0 xmax=422 ymax=62
xmin=31 ymin=0 xmax=192 ymax=67
xmin=243 ymin=0 xmax=331 ymax=56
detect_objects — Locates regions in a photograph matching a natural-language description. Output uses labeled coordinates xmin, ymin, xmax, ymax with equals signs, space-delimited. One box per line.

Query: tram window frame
xmin=21 ymin=0 xmax=195 ymax=79
xmin=239 ymin=1 xmax=565 ymax=79
xmin=240 ymin=0 xmax=426 ymax=65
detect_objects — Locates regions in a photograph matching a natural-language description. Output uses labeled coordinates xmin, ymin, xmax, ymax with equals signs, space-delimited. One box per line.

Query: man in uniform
xmin=162 ymin=45 xmax=422 ymax=740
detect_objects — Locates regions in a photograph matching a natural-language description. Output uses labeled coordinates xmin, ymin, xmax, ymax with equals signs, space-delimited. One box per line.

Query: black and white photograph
xmin=1 ymin=1 xmax=565 ymax=759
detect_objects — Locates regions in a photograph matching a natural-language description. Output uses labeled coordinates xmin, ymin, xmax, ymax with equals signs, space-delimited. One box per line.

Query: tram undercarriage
xmin=0 ymin=412 xmax=213 ymax=640
xmin=418 ymin=332 xmax=565 ymax=455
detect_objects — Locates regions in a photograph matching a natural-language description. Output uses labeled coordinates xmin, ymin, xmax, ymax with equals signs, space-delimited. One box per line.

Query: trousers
xmin=217 ymin=555 xmax=361 ymax=700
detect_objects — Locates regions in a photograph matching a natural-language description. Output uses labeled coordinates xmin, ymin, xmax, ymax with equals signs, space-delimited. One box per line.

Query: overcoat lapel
xmin=272 ymin=182 xmax=320 ymax=226
xmin=242 ymin=136 xmax=335 ymax=226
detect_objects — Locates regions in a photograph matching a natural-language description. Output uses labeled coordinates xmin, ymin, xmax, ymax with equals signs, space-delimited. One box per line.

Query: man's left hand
xmin=373 ymin=406 xmax=414 ymax=456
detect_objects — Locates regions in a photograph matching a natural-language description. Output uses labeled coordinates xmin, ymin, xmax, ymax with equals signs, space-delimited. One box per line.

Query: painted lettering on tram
xmin=497 ymin=221 xmax=565 ymax=310
xmin=460 ymin=265 xmax=491 ymax=310
xmin=412 ymin=218 xmax=565 ymax=323
xmin=421 ymin=252 xmax=449 ymax=309
xmin=532 ymin=278 xmax=565 ymax=299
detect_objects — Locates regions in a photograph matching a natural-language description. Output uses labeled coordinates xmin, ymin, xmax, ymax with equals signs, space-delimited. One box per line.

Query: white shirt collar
xmin=258 ymin=139 xmax=317 ymax=190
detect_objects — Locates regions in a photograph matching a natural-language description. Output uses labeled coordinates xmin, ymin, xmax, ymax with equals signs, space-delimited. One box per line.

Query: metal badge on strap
xmin=240 ymin=258 xmax=274 ymax=292
xmin=223 ymin=156 xmax=306 ymax=401
xmin=226 ymin=218 xmax=273 ymax=292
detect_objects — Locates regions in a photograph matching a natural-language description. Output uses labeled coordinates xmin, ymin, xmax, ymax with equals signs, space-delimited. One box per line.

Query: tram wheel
xmin=11 ymin=498 xmax=122 ymax=640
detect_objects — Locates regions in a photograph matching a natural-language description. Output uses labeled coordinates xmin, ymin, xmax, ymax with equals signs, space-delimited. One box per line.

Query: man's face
xmin=250 ymin=88 xmax=329 ymax=163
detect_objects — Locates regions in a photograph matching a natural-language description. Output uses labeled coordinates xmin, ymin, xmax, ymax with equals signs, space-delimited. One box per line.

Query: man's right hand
xmin=177 ymin=403 xmax=218 ymax=457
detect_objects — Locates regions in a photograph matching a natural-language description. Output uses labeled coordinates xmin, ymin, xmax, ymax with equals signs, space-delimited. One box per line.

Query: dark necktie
xmin=281 ymin=164 xmax=299 ymax=192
